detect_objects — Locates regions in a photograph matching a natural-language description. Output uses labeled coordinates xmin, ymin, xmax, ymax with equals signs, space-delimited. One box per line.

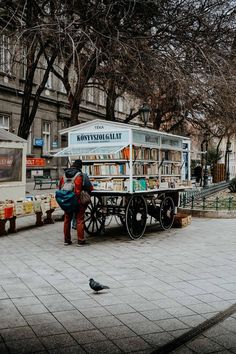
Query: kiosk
xmin=0 ymin=129 xmax=27 ymax=200
xmin=55 ymin=120 xmax=191 ymax=239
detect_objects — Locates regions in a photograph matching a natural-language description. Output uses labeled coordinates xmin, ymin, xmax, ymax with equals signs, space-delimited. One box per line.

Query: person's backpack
xmin=80 ymin=173 xmax=92 ymax=206
xmin=55 ymin=172 xmax=80 ymax=213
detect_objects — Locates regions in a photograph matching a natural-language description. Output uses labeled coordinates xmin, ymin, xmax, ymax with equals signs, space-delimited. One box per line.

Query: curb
xmin=178 ymin=207 xmax=236 ymax=219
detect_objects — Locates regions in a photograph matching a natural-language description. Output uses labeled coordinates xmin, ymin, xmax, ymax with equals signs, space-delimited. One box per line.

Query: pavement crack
xmin=151 ymin=303 xmax=236 ymax=354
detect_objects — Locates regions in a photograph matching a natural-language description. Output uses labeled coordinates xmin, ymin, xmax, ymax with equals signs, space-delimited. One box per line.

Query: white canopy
xmin=54 ymin=144 xmax=127 ymax=157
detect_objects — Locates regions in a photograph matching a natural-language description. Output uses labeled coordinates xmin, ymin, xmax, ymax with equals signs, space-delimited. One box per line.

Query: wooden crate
xmin=173 ymin=213 xmax=192 ymax=228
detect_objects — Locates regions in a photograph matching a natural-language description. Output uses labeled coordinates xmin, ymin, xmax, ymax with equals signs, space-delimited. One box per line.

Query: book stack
xmin=147 ymin=178 xmax=159 ymax=189
xmin=132 ymin=178 xmax=147 ymax=191
xmin=113 ymin=179 xmax=124 ymax=191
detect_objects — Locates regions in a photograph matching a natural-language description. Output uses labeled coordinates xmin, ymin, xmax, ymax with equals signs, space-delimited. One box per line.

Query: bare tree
xmin=105 ymin=0 xmax=236 ymax=132
xmin=0 ymin=0 xmax=64 ymax=139
xmin=53 ymin=0 xmax=161 ymax=125
xmin=1 ymin=0 xmax=236 ymax=137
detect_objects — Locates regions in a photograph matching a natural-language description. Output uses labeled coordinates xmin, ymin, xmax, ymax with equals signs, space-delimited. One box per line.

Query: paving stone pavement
xmin=0 ymin=216 xmax=236 ymax=353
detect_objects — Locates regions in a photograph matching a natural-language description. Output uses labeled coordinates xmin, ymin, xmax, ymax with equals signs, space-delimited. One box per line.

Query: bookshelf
xmin=55 ymin=119 xmax=190 ymax=193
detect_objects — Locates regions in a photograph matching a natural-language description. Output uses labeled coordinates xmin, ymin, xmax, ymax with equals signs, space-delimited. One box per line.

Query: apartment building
xmin=0 ymin=35 xmax=135 ymax=179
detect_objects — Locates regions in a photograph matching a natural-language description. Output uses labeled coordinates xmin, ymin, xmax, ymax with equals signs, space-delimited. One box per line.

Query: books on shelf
xmin=161 ymin=163 xmax=181 ymax=175
xmin=161 ymin=150 xmax=181 ymax=161
xmin=132 ymin=147 xmax=159 ymax=161
xmin=83 ymin=144 xmax=182 ymax=192
xmin=83 ymin=146 xmax=159 ymax=162
xmin=147 ymin=178 xmax=159 ymax=190
xmin=91 ymin=178 xmax=125 ymax=191
xmin=133 ymin=163 xmax=158 ymax=175
xmin=83 ymin=163 xmax=130 ymax=176
xmin=90 ymin=175 xmax=178 ymax=192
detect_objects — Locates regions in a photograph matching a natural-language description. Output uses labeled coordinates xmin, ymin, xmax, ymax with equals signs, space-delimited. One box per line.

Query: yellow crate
xmin=23 ymin=201 xmax=34 ymax=214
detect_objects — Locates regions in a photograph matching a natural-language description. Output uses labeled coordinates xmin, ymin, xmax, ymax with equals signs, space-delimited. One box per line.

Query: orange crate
xmin=4 ymin=206 xmax=14 ymax=219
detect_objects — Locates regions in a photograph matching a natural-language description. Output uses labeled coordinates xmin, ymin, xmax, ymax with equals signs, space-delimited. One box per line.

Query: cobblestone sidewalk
xmin=1 ymin=217 xmax=236 ymax=353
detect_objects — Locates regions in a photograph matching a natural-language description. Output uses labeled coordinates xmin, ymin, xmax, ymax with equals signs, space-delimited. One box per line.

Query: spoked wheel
xmin=125 ymin=195 xmax=147 ymax=239
xmin=84 ymin=196 xmax=105 ymax=235
xmin=159 ymin=196 xmax=175 ymax=230
xmin=104 ymin=197 xmax=114 ymax=226
xmin=114 ymin=196 xmax=126 ymax=226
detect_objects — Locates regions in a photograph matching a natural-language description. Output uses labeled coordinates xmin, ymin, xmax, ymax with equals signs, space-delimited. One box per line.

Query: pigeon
xmin=89 ymin=278 xmax=110 ymax=293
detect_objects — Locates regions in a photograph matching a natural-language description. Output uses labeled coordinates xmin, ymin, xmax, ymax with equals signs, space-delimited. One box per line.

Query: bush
xmin=228 ymin=177 xmax=236 ymax=193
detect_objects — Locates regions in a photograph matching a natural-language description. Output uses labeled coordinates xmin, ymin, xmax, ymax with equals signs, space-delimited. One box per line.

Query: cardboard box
xmin=173 ymin=213 xmax=192 ymax=228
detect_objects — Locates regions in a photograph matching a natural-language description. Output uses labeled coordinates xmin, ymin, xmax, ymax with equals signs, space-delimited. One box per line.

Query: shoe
xmin=76 ymin=240 xmax=90 ymax=247
xmin=64 ymin=241 xmax=72 ymax=246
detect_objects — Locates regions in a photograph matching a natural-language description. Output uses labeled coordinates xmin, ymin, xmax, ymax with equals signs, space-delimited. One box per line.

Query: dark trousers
xmin=64 ymin=206 xmax=86 ymax=242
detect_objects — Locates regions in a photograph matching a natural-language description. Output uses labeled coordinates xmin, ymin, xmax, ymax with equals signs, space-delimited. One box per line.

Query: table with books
xmin=0 ymin=194 xmax=58 ymax=236
xmin=55 ymin=119 xmax=191 ymax=239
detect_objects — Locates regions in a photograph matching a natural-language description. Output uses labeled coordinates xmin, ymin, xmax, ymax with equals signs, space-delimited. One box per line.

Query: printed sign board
xmin=26 ymin=158 xmax=46 ymax=167
xmin=33 ymin=138 xmax=44 ymax=147
xmin=69 ymin=130 xmax=129 ymax=146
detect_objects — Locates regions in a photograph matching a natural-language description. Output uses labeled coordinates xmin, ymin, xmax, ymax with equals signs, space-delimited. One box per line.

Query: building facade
xmin=0 ymin=35 xmax=137 ymax=179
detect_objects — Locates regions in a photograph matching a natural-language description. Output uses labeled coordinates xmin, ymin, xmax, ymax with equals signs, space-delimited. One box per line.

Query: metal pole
xmin=226 ymin=139 xmax=231 ymax=182
xmin=203 ymin=140 xmax=208 ymax=188
xmin=226 ymin=150 xmax=230 ymax=182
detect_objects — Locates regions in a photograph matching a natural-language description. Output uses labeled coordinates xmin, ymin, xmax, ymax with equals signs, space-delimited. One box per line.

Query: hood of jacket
xmin=64 ymin=167 xmax=81 ymax=179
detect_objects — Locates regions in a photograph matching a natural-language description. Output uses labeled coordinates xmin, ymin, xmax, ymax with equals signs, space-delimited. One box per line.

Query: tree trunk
xmin=105 ymin=79 xmax=117 ymax=121
xmin=18 ymin=49 xmax=37 ymax=139
xmin=70 ymin=97 xmax=81 ymax=126
xmin=65 ymin=49 xmax=100 ymax=126
xmin=18 ymin=48 xmax=57 ymax=139
xmin=153 ymin=108 xmax=162 ymax=130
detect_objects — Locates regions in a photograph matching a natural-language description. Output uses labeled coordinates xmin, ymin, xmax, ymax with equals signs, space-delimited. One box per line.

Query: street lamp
xmin=203 ymin=132 xmax=210 ymax=188
xmin=139 ymin=103 xmax=151 ymax=127
xmin=226 ymin=139 xmax=232 ymax=182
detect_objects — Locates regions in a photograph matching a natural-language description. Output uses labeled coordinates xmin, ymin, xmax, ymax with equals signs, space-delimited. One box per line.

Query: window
xmin=82 ymin=87 xmax=88 ymax=101
xmin=58 ymin=63 xmax=66 ymax=93
xmin=60 ymin=80 xmax=66 ymax=94
xmin=0 ymin=35 xmax=10 ymax=73
xmin=43 ymin=122 xmax=51 ymax=154
xmin=0 ymin=114 xmax=10 ymax=131
xmin=46 ymin=71 xmax=53 ymax=89
xmin=98 ymin=89 xmax=106 ymax=106
xmin=115 ymin=97 xmax=125 ymax=112
xmin=87 ymin=80 xmax=97 ymax=103
xmin=87 ymin=85 xmax=95 ymax=102
xmin=21 ymin=46 xmax=27 ymax=79
xmin=43 ymin=56 xmax=53 ymax=89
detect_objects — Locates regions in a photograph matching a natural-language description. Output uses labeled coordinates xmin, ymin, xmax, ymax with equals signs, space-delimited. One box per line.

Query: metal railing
xmin=180 ymin=195 xmax=236 ymax=211
xmin=180 ymin=181 xmax=230 ymax=207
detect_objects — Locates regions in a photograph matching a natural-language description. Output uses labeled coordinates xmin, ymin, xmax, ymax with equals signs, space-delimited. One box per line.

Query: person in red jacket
xmin=59 ymin=159 xmax=93 ymax=246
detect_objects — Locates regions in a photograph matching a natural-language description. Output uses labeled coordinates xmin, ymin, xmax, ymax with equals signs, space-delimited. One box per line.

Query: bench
xmin=34 ymin=176 xmax=59 ymax=190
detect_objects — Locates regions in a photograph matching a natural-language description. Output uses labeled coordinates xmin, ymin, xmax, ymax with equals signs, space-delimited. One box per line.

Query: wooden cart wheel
xmin=114 ymin=196 xmax=126 ymax=226
xmin=125 ymin=195 xmax=147 ymax=239
xmin=84 ymin=196 xmax=105 ymax=235
xmin=159 ymin=196 xmax=175 ymax=230
xmin=103 ymin=197 xmax=113 ymax=226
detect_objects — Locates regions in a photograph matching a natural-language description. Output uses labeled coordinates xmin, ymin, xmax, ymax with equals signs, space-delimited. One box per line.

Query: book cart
xmin=55 ymin=120 xmax=190 ymax=239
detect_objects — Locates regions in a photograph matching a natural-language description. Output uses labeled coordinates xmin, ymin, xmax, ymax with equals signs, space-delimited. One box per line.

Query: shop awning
xmin=54 ymin=145 xmax=127 ymax=157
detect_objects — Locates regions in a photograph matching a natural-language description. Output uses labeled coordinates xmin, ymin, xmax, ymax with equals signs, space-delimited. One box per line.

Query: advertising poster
xmin=0 ymin=148 xmax=22 ymax=182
